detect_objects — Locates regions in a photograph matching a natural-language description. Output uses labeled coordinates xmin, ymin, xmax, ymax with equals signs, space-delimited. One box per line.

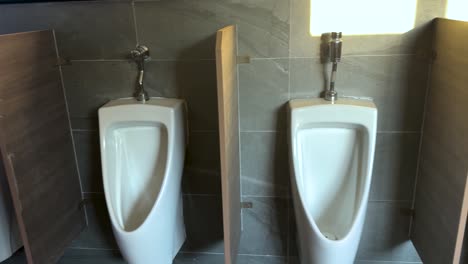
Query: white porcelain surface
xmin=99 ymin=98 xmax=187 ymax=264
xmin=0 ymin=170 xmax=22 ymax=262
xmin=288 ymin=98 xmax=377 ymax=264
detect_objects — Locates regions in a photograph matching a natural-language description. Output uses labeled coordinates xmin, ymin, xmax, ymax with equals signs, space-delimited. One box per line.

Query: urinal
xmin=99 ymin=98 xmax=186 ymax=264
xmin=288 ymin=98 xmax=377 ymax=264
xmin=0 ymin=162 xmax=22 ymax=262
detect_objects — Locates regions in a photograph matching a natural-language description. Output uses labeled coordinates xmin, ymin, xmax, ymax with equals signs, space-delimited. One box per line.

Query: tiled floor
xmin=1 ymin=248 xmax=423 ymax=264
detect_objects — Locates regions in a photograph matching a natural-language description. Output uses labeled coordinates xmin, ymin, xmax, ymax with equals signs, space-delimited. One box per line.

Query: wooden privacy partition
xmin=0 ymin=30 xmax=86 ymax=264
xmin=411 ymin=18 xmax=468 ymax=264
xmin=216 ymin=25 xmax=241 ymax=264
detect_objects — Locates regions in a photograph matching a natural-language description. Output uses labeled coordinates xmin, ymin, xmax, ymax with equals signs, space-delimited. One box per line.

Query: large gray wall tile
xmin=176 ymin=60 xmax=218 ymax=131
xmin=290 ymin=56 xmax=429 ymax=131
xmin=239 ymin=197 xmax=288 ymax=256
xmin=234 ymin=0 xmax=290 ymax=58
xmin=239 ymin=59 xmax=289 ymax=131
xmin=183 ymin=131 xmax=221 ymax=195
xmin=290 ymin=0 xmax=441 ymax=57
xmin=62 ymin=61 xmax=137 ymax=122
xmin=0 ymin=2 xmax=137 ymax=59
xmin=135 ymin=0 xmax=290 ymax=59
xmin=73 ymin=131 xmax=102 ymax=193
xmin=134 ymin=1 xmax=228 ymax=60
xmin=357 ymin=201 xmax=421 ymax=262
xmin=370 ymin=133 xmax=420 ymax=201
xmin=181 ymin=195 xmax=224 ymax=253
xmin=241 ymin=132 xmax=289 ymax=197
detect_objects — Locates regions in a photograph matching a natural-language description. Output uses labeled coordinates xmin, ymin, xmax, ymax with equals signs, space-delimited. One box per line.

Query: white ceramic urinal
xmin=99 ymin=98 xmax=186 ymax=264
xmin=288 ymin=98 xmax=377 ymax=264
xmin=0 ymin=164 xmax=22 ymax=262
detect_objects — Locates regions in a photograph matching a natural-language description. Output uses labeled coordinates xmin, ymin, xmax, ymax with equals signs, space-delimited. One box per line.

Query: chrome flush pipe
xmin=325 ymin=32 xmax=342 ymax=102
xmin=131 ymin=45 xmax=150 ymax=102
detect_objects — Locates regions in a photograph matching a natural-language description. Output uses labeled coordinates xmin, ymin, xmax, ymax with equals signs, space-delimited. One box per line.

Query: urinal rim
xmin=288 ymin=101 xmax=377 ymax=245
xmin=99 ymin=100 xmax=183 ymax=235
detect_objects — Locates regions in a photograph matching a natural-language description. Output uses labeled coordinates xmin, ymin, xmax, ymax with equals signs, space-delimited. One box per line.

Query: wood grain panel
xmin=216 ymin=25 xmax=241 ymax=264
xmin=0 ymin=30 xmax=86 ymax=264
xmin=411 ymin=18 xmax=468 ymax=264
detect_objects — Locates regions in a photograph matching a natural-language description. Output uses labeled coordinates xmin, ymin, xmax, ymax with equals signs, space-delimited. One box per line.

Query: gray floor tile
xmin=239 ymin=197 xmax=289 ymax=256
xmin=181 ymin=195 xmax=224 ymax=254
xmin=238 ymin=255 xmax=287 ymax=264
xmin=358 ymin=202 xmax=421 ymax=262
xmin=70 ymin=194 xmax=118 ymax=250
xmin=174 ymin=252 xmax=224 ymax=264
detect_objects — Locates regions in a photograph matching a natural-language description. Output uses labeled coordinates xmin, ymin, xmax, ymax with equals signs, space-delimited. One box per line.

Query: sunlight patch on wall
xmin=310 ymin=0 xmax=418 ymax=36
xmin=446 ymin=0 xmax=468 ymax=21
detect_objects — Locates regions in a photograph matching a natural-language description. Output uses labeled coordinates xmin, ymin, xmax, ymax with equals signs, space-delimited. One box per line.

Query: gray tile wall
xmin=0 ymin=0 xmax=449 ymax=263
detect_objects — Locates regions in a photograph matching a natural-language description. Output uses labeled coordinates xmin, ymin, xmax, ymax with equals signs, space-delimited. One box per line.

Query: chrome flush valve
xmin=325 ymin=32 xmax=343 ymax=102
xmin=131 ymin=45 xmax=150 ymax=102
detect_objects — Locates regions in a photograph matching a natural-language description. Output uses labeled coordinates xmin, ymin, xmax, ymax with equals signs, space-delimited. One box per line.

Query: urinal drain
xmin=322 ymin=232 xmax=339 ymax=240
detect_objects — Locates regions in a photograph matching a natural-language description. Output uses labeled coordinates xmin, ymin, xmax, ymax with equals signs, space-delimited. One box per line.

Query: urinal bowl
xmin=99 ymin=98 xmax=187 ymax=264
xmin=288 ymin=98 xmax=377 ymax=264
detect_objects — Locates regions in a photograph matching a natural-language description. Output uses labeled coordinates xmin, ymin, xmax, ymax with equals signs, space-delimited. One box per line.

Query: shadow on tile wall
xmin=0 ymin=0 xmax=453 ymax=263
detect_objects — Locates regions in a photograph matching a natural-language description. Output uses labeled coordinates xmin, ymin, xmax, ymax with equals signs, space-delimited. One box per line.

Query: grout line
xmin=250 ymin=57 xmax=291 ymax=61
xmin=242 ymin=195 xmax=291 ymax=199
xmin=356 ymin=261 xmax=422 ymax=264
xmin=237 ymin=253 xmax=287 ymax=258
xmin=190 ymin=129 xmax=218 ymax=133
xmin=236 ymin=27 xmax=244 ymax=233
xmin=179 ymin=251 xmax=224 ymax=255
xmin=286 ymin=2 xmax=292 ymax=259
xmin=67 ymin=247 xmax=118 ymax=251
xmin=82 ymin=192 xmax=221 ymax=197
xmin=239 ymin=130 xmax=420 ymax=134
xmin=70 ymin=59 xmax=129 ymax=62
xmin=240 ymin=130 xmax=284 ymax=133
xmin=377 ymin=131 xmax=420 ymax=134
xmin=368 ymin=199 xmax=412 ymax=203
xmin=52 ymin=30 xmax=88 ymax=226
xmin=69 ymin=58 xmax=215 ymax=62
xmin=182 ymin=193 xmax=219 ymax=197
xmin=131 ymin=1 xmax=139 ymax=45
xmin=409 ymin=59 xmax=433 ymax=236
xmin=288 ymin=54 xmax=417 ymax=60
xmin=72 ymin=129 xmax=98 ymax=132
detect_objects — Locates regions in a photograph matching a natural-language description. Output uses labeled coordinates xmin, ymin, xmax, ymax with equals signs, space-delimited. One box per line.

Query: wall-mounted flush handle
xmin=130 ymin=45 xmax=150 ymax=102
xmin=325 ymin=32 xmax=343 ymax=102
